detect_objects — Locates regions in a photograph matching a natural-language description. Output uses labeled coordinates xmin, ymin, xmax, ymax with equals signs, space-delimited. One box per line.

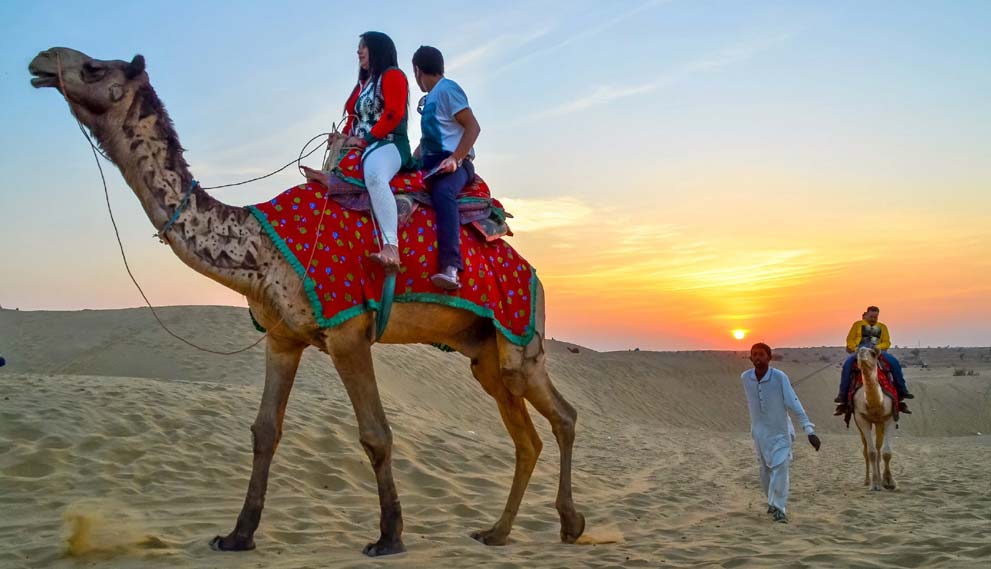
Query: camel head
xmin=29 ymin=47 xmax=147 ymax=131
xmin=856 ymin=345 xmax=880 ymax=372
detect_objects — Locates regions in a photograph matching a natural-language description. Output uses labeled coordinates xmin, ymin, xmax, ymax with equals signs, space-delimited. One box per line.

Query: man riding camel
xmin=834 ymin=306 xmax=914 ymax=415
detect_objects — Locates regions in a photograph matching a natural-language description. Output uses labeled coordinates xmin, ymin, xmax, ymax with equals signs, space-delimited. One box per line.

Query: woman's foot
xmin=369 ymin=244 xmax=400 ymax=272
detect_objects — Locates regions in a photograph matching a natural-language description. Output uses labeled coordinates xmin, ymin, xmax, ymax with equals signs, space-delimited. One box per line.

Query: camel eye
xmin=81 ymin=62 xmax=107 ymax=82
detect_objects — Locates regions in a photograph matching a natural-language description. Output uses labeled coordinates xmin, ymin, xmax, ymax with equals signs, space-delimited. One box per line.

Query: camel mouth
xmin=28 ymin=55 xmax=60 ymax=89
xmin=30 ymin=72 xmax=59 ymax=88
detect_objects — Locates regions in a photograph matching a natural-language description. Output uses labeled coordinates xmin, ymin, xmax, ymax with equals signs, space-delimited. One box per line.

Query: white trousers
xmin=361 ymin=141 xmax=400 ymax=246
xmin=759 ymin=458 xmax=790 ymax=513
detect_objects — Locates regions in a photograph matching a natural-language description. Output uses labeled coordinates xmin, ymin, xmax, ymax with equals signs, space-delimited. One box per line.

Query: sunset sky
xmin=2 ymin=1 xmax=988 ymax=350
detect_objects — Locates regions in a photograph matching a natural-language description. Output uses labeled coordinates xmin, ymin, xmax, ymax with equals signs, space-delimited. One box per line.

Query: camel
xmin=851 ymin=346 xmax=896 ymax=491
xmin=29 ymin=47 xmax=584 ymax=556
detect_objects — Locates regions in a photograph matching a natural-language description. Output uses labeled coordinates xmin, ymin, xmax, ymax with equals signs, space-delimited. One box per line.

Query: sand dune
xmin=1 ymin=306 xmax=989 ymax=568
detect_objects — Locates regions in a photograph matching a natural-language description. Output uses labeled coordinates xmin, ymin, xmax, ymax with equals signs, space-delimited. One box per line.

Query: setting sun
xmin=732 ymin=329 xmax=747 ymax=340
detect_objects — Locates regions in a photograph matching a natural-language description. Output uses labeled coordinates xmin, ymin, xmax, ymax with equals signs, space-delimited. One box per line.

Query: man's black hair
xmin=412 ymin=45 xmax=444 ymax=75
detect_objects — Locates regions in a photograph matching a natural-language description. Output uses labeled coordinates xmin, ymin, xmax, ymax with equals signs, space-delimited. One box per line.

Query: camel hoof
xmin=560 ymin=512 xmax=586 ymax=544
xmin=210 ymin=534 xmax=255 ymax=552
xmin=470 ymin=528 xmax=509 ymax=546
xmin=884 ymin=482 xmax=897 ymax=490
xmin=362 ymin=539 xmax=405 ymax=557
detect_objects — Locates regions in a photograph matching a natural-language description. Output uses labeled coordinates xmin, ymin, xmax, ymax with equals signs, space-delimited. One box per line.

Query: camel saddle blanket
xmin=843 ymin=364 xmax=900 ymax=427
xmin=322 ymin=147 xmax=512 ymax=242
xmin=247 ymin=182 xmax=537 ymax=345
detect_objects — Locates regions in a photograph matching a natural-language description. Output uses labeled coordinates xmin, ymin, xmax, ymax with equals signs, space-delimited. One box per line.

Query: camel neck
xmin=95 ymin=84 xmax=263 ymax=295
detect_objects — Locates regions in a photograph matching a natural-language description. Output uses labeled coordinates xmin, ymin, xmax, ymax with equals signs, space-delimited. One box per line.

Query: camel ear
xmin=125 ymin=54 xmax=145 ymax=80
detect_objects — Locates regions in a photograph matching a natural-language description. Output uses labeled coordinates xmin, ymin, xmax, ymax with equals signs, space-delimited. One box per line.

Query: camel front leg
xmin=329 ymin=337 xmax=404 ymax=557
xmin=469 ymin=345 xmax=542 ymax=546
xmin=212 ymin=336 xmax=304 ymax=551
xmin=855 ymin=419 xmax=871 ymax=487
xmin=878 ymin=420 xmax=896 ymax=490
xmin=867 ymin=421 xmax=883 ymax=491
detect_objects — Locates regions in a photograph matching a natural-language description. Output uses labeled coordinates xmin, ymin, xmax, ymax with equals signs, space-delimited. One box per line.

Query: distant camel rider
xmin=835 ymin=306 xmax=913 ymax=415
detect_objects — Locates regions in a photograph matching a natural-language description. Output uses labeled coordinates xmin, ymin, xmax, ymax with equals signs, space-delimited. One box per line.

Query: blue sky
xmin=1 ymin=1 xmax=989 ymax=349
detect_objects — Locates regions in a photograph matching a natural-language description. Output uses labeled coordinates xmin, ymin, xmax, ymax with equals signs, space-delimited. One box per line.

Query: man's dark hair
xmin=359 ymin=31 xmax=399 ymax=83
xmin=412 ymin=45 xmax=444 ymax=76
xmin=866 ymin=306 xmax=880 ymax=313
xmin=751 ymin=342 xmax=772 ymax=358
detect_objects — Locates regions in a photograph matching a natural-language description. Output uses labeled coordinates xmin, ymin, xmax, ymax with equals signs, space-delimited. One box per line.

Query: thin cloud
xmin=447 ymin=27 xmax=553 ymax=74
xmin=500 ymin=196 xmax=595 ymax=232
xmin=490 ymin=0 xmax=671 ymax=79
xmin=532 ymin=82 xmax=661 ymax=119
xmin=529 ymin=31 xmax=794 ymax=121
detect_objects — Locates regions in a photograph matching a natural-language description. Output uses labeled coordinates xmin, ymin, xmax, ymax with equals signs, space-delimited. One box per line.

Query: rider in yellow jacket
xmin=835 ymin=306 xmax=913 ymax=414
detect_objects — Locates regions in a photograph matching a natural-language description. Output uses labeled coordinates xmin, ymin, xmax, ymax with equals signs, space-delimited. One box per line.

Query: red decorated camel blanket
xmin=247 ymin=152 xmax=536 ymax=345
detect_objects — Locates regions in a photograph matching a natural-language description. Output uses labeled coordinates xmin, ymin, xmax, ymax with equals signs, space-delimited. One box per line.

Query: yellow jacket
xmin=846 ymin=320 xmax=891 ymax=353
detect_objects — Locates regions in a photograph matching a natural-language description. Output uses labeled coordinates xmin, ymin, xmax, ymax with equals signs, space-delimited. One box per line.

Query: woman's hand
xmin=346 ymin=136 xmax=368 ymax=148
xmin=300 ymin=165 xmax=330 ymax=187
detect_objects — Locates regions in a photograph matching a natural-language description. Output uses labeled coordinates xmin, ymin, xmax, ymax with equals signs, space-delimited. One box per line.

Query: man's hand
xmin=808 ymin=433 xmax=821 ymax=451
xmin=437 ymin=156 xmax=459 ymax=174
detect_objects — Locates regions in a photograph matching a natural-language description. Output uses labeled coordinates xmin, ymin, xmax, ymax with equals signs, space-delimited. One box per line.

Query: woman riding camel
xmin=305 ymin=31 xmax=414 ymax=270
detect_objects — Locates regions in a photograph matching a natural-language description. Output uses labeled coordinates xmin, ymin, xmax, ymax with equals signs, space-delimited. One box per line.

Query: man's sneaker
xmin=834 ymin=395 xmax=846 ymax=403
xmin=901 ymin=392 xmax=915 ymax=399
xmin=834 ymin=403 xmax=850 ymax=416
xmin=771 ymin=508 xmax=789 ymax=523
xmin=430 ymin=266 xmax=461 ymax=291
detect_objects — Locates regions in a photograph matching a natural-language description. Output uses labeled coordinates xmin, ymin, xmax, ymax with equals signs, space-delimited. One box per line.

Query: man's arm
xmin=437 ymin=107 xmax=481 ymax=173
xmin=451 ymin=107 xmax=480 ymax=163
xmin=878 ymin=323 xmax=891 ymax=351
xmin=846 ymin=321 xmax=861 ymax=353
xmin=781 ymin=373 xmax=815 ymax=435
xmin=781 ymin=374 xmax=821 ymax=451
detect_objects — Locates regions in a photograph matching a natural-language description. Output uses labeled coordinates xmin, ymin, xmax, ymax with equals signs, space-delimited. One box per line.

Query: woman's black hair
xmin=359 ymin=31 xmax=399 ymax=83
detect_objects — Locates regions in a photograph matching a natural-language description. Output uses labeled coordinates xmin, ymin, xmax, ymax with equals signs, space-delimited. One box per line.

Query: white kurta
xmin=740 ymin=367 xmax=815 ymax=513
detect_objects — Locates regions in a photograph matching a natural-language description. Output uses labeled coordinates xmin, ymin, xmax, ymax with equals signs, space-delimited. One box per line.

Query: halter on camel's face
xmin=856 ymin=345 xmax=881 ymax=370
xmin=29 ymin=47 xmax=147 ymax=129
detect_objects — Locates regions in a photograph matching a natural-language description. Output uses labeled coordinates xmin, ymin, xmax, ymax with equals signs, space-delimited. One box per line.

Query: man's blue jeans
xmin=839 ymin=352 xmax=908 ymax=399
xmin=423 ymin=152 xmax=474 ymax=271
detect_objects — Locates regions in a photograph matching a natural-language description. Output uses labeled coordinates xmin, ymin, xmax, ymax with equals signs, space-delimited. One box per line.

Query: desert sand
xmin=1 ymin=306 xmax=988 ymax=568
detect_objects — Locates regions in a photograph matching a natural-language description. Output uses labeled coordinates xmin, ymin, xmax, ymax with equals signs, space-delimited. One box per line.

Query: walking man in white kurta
xmin=740 ymin=342 xmax=821 ymax=523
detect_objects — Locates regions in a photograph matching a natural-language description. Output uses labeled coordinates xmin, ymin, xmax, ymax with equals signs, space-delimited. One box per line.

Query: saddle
xmin=842 ymin=361 xmax=900 ymax=428
xmin=315 ymin=134 xmax=512 ymax=241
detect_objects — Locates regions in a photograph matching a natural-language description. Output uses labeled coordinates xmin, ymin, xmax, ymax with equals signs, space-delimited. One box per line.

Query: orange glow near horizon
xmin=503 ymin=194 xmax=991 ymax=351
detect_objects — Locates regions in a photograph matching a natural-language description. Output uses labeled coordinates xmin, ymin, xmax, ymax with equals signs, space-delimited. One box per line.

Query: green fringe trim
xmin=247 ymin=205 xmax=537 ymax=346
xmin=249 ymin=308 xmax=267 ymax=333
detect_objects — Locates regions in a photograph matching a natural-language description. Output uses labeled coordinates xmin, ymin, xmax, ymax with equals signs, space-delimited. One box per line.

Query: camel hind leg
xmin=468 ymin=337 xmax=542 ymax=545
xmin=880 ymin=419 xmax=896 ymax=490
xmin=498 ymin=333 xmax=585 ymax=543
